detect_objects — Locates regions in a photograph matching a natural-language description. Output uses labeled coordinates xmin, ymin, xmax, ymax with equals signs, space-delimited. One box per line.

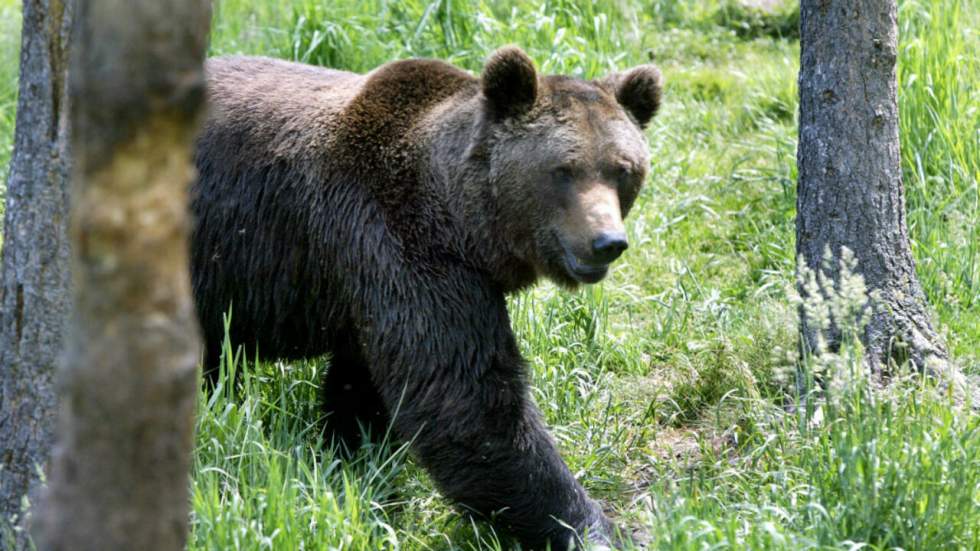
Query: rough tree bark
xmin=796 ymin=0 xmax=956 ymax=380
xmin=0 ymin=1 xmax=73 ymax=545
xmin=31 ymin=0 xmax=210 ymax=549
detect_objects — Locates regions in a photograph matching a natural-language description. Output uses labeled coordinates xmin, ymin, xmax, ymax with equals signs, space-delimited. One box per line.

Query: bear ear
xmin=481 ymin=46 xmax=538 ymax=119
xmin=601 ymin=65 xmax=663 ymax=129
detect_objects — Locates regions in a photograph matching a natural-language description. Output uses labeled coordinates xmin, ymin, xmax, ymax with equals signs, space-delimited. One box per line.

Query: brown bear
xmin=191 ymin=46 xmax=661 ymax=550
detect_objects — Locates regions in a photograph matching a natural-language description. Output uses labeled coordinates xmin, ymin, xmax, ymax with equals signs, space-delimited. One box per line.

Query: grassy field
xmin=1 ymin=0 xmax=978 ymax=549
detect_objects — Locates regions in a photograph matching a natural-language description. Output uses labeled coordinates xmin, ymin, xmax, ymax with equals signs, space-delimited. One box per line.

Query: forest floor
xmin=1 ymin=0 xmax=978 ymax=549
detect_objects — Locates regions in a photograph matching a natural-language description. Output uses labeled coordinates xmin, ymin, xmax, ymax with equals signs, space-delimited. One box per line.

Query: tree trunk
xmin=796 ymin=0 xmax=956 ymax=381
xmin=0 ymin=1 xmax=73 ymax=545
xmin=31 ymin=1 xmax=210 ymax=549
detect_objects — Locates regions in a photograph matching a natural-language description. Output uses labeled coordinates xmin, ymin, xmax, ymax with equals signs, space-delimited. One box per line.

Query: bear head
xmin=474 ymin=46 xmax=662 ymax=288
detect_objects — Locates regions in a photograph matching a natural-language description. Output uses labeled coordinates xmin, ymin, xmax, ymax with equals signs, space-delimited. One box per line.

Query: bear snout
xmin=590 ymin=231 xmax=629 ymax=263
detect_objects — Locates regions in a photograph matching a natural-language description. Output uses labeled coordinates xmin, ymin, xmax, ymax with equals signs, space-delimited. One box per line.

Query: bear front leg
xmin=414 ymin=391 xmax=614 ymax=550
xmin=358 ymin=281 xmax=616 ymax=550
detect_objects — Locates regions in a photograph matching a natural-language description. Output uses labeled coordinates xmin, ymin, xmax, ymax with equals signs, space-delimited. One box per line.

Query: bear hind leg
xmin=322 ymin=334 xmax=391 ymax=454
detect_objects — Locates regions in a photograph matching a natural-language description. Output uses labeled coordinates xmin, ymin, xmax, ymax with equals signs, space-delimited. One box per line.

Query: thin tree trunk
xmin=31 ymin=1 xmax=210 ymax=549
xmin=796 ymin=0 xmax=956 ymax=382
xmin=0 ymin=1 xmax=73 ymax=546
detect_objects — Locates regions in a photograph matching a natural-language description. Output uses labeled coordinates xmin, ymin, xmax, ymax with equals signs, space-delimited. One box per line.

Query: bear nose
xmin=591 ymin=231 xmax=629 ymax=263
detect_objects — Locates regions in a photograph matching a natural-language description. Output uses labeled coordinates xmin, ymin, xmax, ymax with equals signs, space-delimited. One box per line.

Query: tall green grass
xmin=0 ymin=0 xmax=20 ymax=217
xmin=210 ymin=0 xmax=653 ymax=76
xmin=898 ymin=0 xmax=980 ymax=363
xmin=191 ymin=333 xmax=419 ymax=550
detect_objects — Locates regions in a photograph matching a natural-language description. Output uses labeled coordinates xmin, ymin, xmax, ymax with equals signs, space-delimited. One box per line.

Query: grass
xmin=897 ymin=0 xmax=980 ymax=363
xmin=0 ymin=0 xmax=20 ymax=218
xmin=1 ymin=0 xmax=978 ymax=549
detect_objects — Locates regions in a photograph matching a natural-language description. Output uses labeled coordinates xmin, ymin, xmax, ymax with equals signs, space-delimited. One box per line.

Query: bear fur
xmin=191 ymin=47 xmax=661 ymax=550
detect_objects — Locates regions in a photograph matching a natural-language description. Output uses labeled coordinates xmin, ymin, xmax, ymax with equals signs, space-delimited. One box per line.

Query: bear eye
xmin=612 ymin=164 xmax=633 ymax=181
xmin=551 ymin=166 xmax=576 ymax=186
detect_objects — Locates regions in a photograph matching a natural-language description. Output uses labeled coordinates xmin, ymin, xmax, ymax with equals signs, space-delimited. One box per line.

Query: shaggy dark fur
xmin=191 ymin=48 xmax=661 ymax=550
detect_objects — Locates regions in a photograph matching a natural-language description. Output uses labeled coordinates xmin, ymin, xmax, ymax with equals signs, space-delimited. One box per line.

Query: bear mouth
xmin=564 ymin=255 xmax=609 ymax=284
xmin=556 ymin=237 xmax=609 ymax=284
